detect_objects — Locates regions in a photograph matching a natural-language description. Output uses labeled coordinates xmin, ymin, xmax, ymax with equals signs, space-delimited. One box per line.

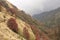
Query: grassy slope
xmin=0 ymin=0 xmax=50 ymax=40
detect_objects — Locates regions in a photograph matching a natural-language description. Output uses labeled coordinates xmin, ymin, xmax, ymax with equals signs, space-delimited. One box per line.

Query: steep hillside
xmin=0 ymin=0 xmax=50 ymax=40
xmin=33 ymin=7 xmax=60 ymax=40
xmin=33 ymin=7 xmax=60 ymax=28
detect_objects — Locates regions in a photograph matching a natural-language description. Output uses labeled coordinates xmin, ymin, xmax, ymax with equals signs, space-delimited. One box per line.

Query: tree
xmin=30 ymin=25 xmax=40 ymax=40
xmin=23 ymin=27 xmax=30 ymax=40
xmin=7 ymin=18 xmax=18 ymax=33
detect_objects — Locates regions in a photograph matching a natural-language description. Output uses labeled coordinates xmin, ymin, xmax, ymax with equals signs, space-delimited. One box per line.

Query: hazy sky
xmin=7 ymin=0 xmax=60 ymax=15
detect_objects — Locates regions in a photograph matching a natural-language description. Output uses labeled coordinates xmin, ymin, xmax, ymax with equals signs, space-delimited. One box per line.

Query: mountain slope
xmin=33 ymin=7 xmax=60 ymax=40
xmin=33 ymin=7 xmax=60 ymax=28
xmin=0 ymin=0 xmax=50 ymax=40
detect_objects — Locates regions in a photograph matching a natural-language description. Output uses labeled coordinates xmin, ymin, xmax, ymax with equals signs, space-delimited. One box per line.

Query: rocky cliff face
xmin=0 ymin=0 xmax=50 ymax=40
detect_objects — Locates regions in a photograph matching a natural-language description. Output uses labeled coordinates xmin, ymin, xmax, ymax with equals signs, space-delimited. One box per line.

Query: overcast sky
xmin=7 ymin=0 xmax=60 ymax=15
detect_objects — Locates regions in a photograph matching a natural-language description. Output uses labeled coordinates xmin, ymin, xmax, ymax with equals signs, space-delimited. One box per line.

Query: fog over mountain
xmin=43 ymin=0 xmax=60 ymax=11
xmin=8 ymin=0 xmax=60 ymax=15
